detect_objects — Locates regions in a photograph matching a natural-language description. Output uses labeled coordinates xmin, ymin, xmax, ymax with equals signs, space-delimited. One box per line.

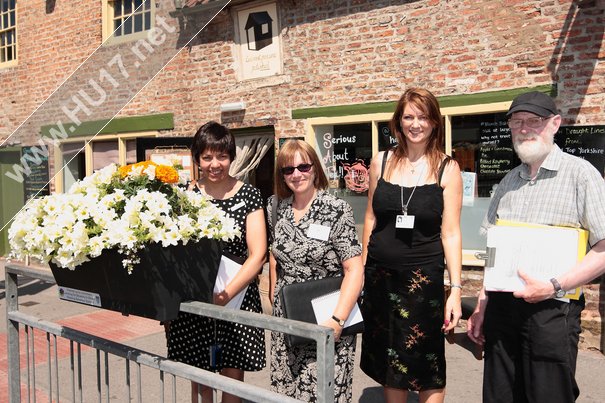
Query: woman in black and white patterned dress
xmin=166 ymin=121 xmax=266 ymax=403
xmin=267 ymin=140 xmax=364 ymax=402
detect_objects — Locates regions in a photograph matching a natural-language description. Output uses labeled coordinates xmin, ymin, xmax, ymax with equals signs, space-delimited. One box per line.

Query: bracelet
xmin=450 ymin=284 xmax=462 ymax=289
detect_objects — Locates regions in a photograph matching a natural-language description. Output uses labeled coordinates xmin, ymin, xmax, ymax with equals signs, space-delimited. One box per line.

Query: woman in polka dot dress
xmin=166 ymin=121 xmax=266 ymax=403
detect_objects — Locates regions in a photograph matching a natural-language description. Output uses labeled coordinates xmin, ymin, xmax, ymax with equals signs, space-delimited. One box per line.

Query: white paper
xmin=213 ymin=255 xmax=248 ymax=310
xmin=311 ymin=290 xmax=363 ymax=328
xmin=307 ymin=223 xmax=331 ymax=241
xmin=483 ymin=226 xmax=579 ymax=292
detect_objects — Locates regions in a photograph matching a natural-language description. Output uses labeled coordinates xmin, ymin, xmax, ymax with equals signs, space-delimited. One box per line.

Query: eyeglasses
xmin=281 ymin=163 xmax=313 ymax=175
xmin=507 ymin=116 xmax=550 ymax=129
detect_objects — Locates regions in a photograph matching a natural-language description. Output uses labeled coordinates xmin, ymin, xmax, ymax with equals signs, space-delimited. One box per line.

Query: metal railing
xmin=5 ymin=263 xmax=336 ymax=402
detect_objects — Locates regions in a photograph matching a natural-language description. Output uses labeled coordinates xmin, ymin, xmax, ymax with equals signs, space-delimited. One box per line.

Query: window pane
xmin=2 ymin=13 xmax=8 ymax=28
xmin=144 ymin=11 xmax=151 ymax=30
xmin=134 ymin=13 xmax=142 ymax=32
xmin=144 ymin=0 xmax=151 ymax=10
xmin=114 ymin=0 xmax=124 ymax=17
xmin=1 ymin=32 xmax=5 ymax=47
xmin=135 ymin=0 xmax=143 ymax=10
xmin=63 ymin=142 xmax=86 ymax=190
xmin=124 ymin=17 xmax=133 ymax=35
xmin=124 ymin=0 xmax=132 ymax=15
xmin=377 ymin=121 xmax=398 ymax=151
xmin=451 ymin=113 xmax=520 ymax=197
xmin=114 ymin=18 xmax=122 ymax=36
xmin=10 ymin=0 xmax=15 ymax=10
xmin=6 ymin=44 xmax=11 ymax=61
xmin=93 ymin=141 xmax=119 ymax=171
xmin=126 ymin=140 xmax=137 ymax=164
xmin=10 ymin=10 xmax=14 ymax=26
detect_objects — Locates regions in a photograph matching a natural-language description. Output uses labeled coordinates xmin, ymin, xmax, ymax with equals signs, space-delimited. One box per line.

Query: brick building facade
xmin=1 ymin=0 xmax=604 ymax=349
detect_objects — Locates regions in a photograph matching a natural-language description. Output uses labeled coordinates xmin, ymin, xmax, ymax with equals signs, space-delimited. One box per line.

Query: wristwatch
xmin=332 ymin=315 xmax=345 ymax=327
xmin=550 ymin=278 xmax=566 ymax=298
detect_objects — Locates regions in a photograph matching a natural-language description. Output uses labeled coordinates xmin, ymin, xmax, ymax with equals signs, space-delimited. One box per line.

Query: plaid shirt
xmin=482 ymin=144 xmax=605 ymax=246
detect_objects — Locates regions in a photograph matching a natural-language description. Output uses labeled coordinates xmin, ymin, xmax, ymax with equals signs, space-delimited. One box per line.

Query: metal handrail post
xmin=6 ymin=269 xmax=21 ymax=403
xmin=315 ymin=330 xmax=335 ymax=402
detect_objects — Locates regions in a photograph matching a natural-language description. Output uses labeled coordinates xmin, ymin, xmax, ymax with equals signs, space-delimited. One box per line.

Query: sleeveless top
xmin=367 ymin=150 xmax=450 ymax=267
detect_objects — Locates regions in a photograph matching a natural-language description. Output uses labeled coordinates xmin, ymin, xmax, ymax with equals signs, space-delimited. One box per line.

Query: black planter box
xmin=49 ymin=239 xmax=222 ymax=322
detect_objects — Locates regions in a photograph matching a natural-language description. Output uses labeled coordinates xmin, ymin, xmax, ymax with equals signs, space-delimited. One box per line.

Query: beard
xmin=513 ymin=133 xmax=554 ymax=165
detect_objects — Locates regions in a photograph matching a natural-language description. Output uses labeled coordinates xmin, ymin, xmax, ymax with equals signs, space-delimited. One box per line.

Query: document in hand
xmin=213 ymin=255 xmax=247 ymax=310
xmin=311 ymin=290 xmax=363 ymax=329
xmin=483 ymin=220 xmax=587 ymax=300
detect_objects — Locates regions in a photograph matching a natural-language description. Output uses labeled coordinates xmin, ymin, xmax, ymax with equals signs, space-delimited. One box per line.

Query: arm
xmin=323 ymin=255 xmax=365 ymax=341
xmin=440 ymin=160 xmax=463 ymax=331
xmin=269 ymin=251 xmax=277 ymax=305
xmin=467 ymin=286 xmax=488 ymax=345
xmin=513 ymin=239 xmax=605 ymax=303
xmin=361 ymin=152 xmax=382 ymax=265
xmin=215 ymin=208 xmax=267 ymax=305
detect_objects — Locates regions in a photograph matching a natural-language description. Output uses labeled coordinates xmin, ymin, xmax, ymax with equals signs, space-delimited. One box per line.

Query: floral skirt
xmin=360 ymin=256 xmax=446 ymax=391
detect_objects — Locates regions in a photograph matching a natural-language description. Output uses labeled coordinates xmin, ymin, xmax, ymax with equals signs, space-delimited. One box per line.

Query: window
xmin=55 ymin=135 xmax=147 ymax=193
xmin=0 ymin=0 xmax=17 ymax=65
xmin=103 ymin=0 xmax=153 ymax=42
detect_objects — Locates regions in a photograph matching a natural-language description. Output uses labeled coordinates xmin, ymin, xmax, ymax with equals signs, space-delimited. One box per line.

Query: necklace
xmin=400 ymin=163 xmax=426 ymax=215
xmin=407 ymin=157 xmax=426 ymax=175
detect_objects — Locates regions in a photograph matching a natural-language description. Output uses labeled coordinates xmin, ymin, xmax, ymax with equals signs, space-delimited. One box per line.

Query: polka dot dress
xmin=166 ymin=183 xmax=266 ymax=372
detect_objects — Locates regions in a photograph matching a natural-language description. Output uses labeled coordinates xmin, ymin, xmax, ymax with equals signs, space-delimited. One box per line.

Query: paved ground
xmin=2 ymin=262 xmax=605 ymax=402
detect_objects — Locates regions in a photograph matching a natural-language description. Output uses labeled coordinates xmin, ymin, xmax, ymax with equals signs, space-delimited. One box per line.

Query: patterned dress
xmin=267 ymin=191 xmax=362 ymax=402
xmin=360 ymin=151 xmax=449 ymax=391
xmin=166 ymin=183 xmax=265 ymax=372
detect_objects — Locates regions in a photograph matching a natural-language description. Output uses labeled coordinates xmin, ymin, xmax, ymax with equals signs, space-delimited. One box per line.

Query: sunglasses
xmin=281 ymin=163 xmax=313 ymax=175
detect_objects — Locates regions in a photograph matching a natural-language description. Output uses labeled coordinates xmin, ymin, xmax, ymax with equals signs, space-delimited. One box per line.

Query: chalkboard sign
xmin=22 ymin=146 xmax=50 ymax=201
xmin=555 ymin=125 xmax=605 ymax=175
xmin=378 ymin=122 xmax=398 ymax=150
xmin=477 ymin=120 xmax=520 ymax=196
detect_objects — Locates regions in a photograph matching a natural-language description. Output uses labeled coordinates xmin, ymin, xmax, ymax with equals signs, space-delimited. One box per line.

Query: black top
xmin=367 ymin=150 xmax=449 ymax=266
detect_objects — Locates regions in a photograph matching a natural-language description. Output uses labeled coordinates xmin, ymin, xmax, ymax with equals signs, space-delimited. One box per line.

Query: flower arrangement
xmin=9 ymin=161 xmax=240 ymax=273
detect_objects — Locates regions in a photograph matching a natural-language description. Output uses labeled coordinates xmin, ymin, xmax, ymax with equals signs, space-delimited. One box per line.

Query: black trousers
xmin=483 ymin=292 xmax=584 ymax=403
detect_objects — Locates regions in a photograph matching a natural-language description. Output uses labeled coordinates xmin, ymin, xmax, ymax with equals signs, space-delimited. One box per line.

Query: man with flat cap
xmin=467 ymin=91 xmax=605 ymax=402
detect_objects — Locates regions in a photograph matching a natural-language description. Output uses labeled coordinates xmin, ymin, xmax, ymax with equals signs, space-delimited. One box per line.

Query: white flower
xmin=8 ymin=161 xmax=240 ymax=273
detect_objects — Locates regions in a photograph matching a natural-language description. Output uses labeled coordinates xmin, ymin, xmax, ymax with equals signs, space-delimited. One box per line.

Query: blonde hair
xmin=274 ymin=140 xmax=328 ymax=199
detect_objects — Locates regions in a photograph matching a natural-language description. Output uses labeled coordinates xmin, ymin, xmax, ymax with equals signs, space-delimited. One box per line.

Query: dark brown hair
xmin=190 ymin=121 xmax=236 ymax=166
xmin=274 ymin=140 xmax=328 ymax=199
xmin=388 ymin=88 xmax=445 ymax=180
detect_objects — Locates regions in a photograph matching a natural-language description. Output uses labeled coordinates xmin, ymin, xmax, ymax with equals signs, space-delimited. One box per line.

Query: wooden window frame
xmin=102 ymin=0 xmax=155 ymax=45
xmin=53 ymin=132 xmax=157 ymax=193
xmin=304 ymin=101 xmax=513 ymax=266
xmin=0 ymin=0 xmax=17 ymax=68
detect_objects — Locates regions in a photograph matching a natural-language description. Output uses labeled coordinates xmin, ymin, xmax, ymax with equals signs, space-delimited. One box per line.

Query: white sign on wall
xmin=236 ymin=2 xmax=282 ymax=80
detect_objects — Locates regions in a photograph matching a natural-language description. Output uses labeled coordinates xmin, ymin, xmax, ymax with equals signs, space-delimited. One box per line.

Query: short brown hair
xmin=190 ymin=121 xmax=236 ymax=166
xmin=274 ymin=140 xmax=328 ymax=199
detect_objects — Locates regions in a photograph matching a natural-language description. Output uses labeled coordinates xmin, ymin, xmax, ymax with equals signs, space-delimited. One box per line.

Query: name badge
xmin=230 ymin=201 xmax=246 ymax=211
xmin=307 ymin=223 xmax=331 ymax=241
xmin=396 ymin=214 xmax=415 ymax=229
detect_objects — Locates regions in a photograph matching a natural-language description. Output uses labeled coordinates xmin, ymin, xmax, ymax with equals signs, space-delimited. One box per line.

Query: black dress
xmin=166 ymin=183 xmax=265 ymax=372
xmin=360 ymin=150 xmax=449 ymax=391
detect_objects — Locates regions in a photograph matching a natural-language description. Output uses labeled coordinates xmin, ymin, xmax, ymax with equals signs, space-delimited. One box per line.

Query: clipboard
xmin=482 ymin=220 xmax=587 ymax=300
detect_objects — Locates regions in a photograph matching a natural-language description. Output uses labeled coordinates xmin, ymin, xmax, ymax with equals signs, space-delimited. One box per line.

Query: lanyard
xmin=400 ymin=163 xmax=426 ymax=215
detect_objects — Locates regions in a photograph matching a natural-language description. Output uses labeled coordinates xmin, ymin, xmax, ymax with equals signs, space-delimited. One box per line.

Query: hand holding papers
xmin=213 ymin=254 xmax=247 ymax=310
xmin=482 ymin=220 xmax=587 ymax=300
xmin=311 ymin=290 xmax=363 ymax=329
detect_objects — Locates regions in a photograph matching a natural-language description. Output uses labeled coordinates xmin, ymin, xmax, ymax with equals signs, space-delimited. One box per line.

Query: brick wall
xmin=0 ymin=0 xmax=603 ymax=348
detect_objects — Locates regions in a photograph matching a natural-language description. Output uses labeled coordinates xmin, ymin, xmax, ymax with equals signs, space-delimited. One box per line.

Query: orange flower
xmin=156 ymin=165 xmax=179 ymax=184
